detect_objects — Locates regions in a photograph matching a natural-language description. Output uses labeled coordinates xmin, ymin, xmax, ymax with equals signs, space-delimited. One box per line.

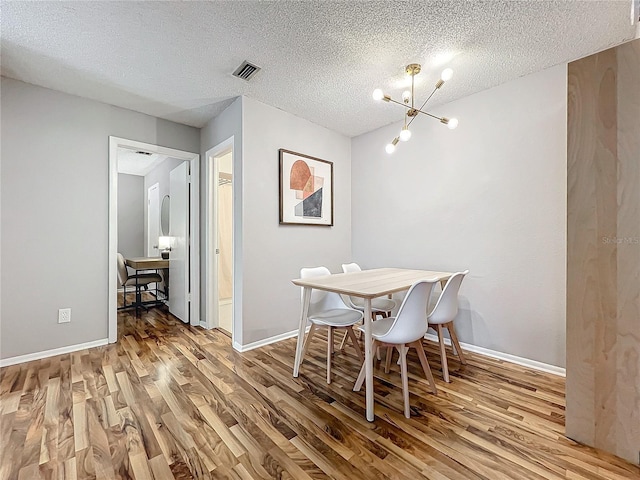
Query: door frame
xmin=205 ymin=137 xmax=235 ymax=336
xmin=108 ymin=136 xmax=200 ymax=342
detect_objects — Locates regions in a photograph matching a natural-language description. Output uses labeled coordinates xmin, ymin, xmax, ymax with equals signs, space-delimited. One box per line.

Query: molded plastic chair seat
xmin=339 ymin=262 xmax=398 ymax=352
xmin=353 ymin=279 xmax=438 ymax=418
xmin=350 ymin=296 xmax=396 ymax=312
xmin=309 ymin=309 xmax=363 ymax=327
xmin=341 ymin=263 xmax=398 ymax=319
xmin=298 ymin=266 xmax=364 ymax=384
xmin=358 ymin=317 xmax=394 ymax=337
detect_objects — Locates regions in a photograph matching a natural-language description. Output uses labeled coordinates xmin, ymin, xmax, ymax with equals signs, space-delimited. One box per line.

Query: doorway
xmin=205 ymin=137 xmax=236 ymax=337
xmin=108 ymin=137 xmax=200 ymax=343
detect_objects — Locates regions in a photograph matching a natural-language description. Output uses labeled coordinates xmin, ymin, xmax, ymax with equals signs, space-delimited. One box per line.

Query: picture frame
xmin=279 ymin=149 xmax=333 ymax=226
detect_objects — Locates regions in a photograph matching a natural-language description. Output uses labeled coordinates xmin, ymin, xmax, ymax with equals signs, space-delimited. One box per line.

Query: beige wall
xmin=566 ymin=38 xmax=640 ymax=464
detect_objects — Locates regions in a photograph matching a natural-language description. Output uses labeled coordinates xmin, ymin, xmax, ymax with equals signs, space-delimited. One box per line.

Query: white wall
xmin=117 ymin=173 xmax=144 ymax=259
xmin=242 ymin=97 xmax=352 ymax=345
xmin=1 ymin=77 xmax=200 ymax=360
xmin=200 ymin=97 xmax=243 ymax=340
xmin=143 ymin=157 xmax=184 ymax=250
xmin=351 ymin=65 xmax=568 ymax=367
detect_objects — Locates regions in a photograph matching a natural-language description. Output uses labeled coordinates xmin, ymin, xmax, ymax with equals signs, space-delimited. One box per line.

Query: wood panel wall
xmin=567 ymin=38 xmax=640 ymax=465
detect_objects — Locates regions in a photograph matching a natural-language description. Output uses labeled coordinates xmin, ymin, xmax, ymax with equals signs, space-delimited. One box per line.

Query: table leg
xmin=293 ymin=287 xmax=311 ymax=377
xmin=364 ymin=297 xmax=374 ymax=422
xmin=135 ymin=275 xmax=141 ymax=314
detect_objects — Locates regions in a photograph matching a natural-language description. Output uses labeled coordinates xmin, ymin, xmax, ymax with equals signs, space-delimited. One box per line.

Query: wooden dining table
xmin=291 ymin=267 xmax=454 ymax=421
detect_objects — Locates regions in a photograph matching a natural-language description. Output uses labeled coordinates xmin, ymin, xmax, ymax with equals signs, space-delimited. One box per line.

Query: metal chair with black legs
xmin=117 ymin=253 xmax=163 ymax=313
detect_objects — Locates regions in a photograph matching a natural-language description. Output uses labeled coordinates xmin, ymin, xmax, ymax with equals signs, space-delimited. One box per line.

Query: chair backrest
xmin=341 ymin=262 xmax=362 ymax=274
xmin=116 ymin=253 xmax=129 ymax=286
xmin=341 ymin=263 xmax=363 ymax=308
xmin=300 ymin=266 xmax=350 ymax=316
xmin=378 ymin=279 xmax=438 ymax=344
xmin=427 ymin=270 xmax=469 ymax=325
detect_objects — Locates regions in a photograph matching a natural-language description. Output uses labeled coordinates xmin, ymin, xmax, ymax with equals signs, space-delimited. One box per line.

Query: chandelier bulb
xmin=372 ymin=89 xmax=384 ymax=101
xmin=399 ymin=126 xmax=412 ymax=141
xmin=447 ymin=118 xmax=459 ymax=129
xmin=385 ymin=137 xmax=399 ymax=154
xmin=441 ymin=68 xmax=453 ymax=82
xmin=402 ymin=90 xmax=411 ymax=103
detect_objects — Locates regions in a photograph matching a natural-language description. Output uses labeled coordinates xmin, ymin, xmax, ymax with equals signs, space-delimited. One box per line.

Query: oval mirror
xmin=160 ymin=195 xmax=170 ymax=235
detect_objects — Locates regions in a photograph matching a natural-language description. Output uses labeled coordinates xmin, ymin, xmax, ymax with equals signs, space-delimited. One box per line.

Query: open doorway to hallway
xmin=206 ymin=137 xmax=235 ymax=338
xmin=108 ymin=137 xmax=200 ymax=343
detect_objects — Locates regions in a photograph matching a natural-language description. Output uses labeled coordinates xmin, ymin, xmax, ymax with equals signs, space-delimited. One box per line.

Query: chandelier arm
xmin=389 ymin=85 xmax=444 ymax=127
xmin=386 ymin=97 xmax=412 ymax=108
xmin=405 ymin=108 xmax=446 ymax=128
xmin=412 ymin=108 xmax=446 ymax=121
xmin=417 ymin=86 xmax=439 ymax=112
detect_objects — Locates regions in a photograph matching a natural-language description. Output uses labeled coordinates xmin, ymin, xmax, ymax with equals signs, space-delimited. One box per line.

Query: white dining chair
xmin=341 ymin=263 xmax=397 ymax=318
xmin=299 ymin=266 xmax=364 ymax=384
xmin=353 ymin=279 xmax=438 ymax=418
xmin=427 ymin=270 xmax=469 ymax=382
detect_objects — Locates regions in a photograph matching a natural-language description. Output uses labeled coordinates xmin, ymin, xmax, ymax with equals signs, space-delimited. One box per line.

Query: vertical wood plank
xmin=614 ymin=38 xmax=640 ymax=464
xmin=567 ymin=37 xmax=640 ymax=465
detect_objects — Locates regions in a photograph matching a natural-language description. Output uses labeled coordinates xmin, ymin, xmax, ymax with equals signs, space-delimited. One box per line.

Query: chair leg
xmin=398 ymin=344 xmax=410 ymax=418
xmin=384 ymin=346 xmax=393 ymax=373
xmin=436 ymin=324 xmax=450 ymax=382
xmin=346 ymin=328 xmax=364 ymax=361
xmin=327 ymin=326 xmax=333 ymax=384
xmin=338 ymin=329 xmax=348 ymax=351
xmin=412 ymin=340 xmax=437 ymax=394
xmin=353 ymin=339 xmax=376 ymax=391
xmin=447 ymin=322 xmax=467 ymax=365
xmin=299 ymin=324 xmax=317 ymax=367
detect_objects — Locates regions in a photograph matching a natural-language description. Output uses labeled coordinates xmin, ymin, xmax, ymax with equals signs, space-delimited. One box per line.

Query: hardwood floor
xmin=1 ymin=308 xmax=639 ymax=480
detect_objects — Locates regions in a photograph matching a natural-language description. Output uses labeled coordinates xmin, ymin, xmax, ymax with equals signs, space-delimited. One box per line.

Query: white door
xmin=169 ymin=162 xmax=189 ymax=323
xmin=147 ymin=183 xmax=160 ymax=257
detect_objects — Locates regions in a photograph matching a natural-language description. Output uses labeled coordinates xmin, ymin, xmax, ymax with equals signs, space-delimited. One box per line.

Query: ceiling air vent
xmin=233 ymin=61 xmax=261 ymax=81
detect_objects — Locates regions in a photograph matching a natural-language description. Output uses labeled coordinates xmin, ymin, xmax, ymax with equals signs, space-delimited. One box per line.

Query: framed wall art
xmin=279 ymin=149 xmax=333 ymax=226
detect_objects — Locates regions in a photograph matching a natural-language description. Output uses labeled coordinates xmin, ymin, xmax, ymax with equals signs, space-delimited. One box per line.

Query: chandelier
xmin=373 ymin=63 xmax=458 ymax=154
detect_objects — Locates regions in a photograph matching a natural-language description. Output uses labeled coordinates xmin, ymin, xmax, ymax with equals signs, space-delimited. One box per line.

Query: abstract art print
xmin=279 ymin=149 xmax=333 ymax=226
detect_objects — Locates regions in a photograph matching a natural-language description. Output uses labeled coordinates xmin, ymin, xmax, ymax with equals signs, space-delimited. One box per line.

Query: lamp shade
xmin=158 ymin=236 xmax=172 ymax=250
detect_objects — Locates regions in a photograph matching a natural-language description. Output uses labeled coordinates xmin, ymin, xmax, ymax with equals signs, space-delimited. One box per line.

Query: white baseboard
xmin=231 ymin=328 xmax=565 ymax=376
xmin=233 ymin=326 xmax=311 ymax=353
xmin=424 ymin=333 xmax=565 ymax=377
xmin=0 ymin=338 xmax=110 ymax=368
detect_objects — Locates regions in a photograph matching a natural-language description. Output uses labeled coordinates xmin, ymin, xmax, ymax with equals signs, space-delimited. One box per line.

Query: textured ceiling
xmin=1 ymin=1 xmax=636 ymax=137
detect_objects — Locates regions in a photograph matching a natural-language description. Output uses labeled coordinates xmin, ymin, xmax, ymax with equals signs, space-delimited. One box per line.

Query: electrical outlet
xmin=58 ymin=308 xmax=71 ymax=324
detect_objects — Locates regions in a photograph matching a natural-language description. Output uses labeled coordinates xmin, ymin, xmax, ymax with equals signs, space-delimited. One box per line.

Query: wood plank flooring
xmin=1 ymin=308 xmax=639 ymax=479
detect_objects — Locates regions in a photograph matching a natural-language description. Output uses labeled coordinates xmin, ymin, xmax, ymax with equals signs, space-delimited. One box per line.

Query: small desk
xmin=124 ymin=257 xmax=169 ymax=310
xmin=292 ymin=267 xmax=453 ymax=422
xmin=125 ymin=257 xmax=169 ymax=270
